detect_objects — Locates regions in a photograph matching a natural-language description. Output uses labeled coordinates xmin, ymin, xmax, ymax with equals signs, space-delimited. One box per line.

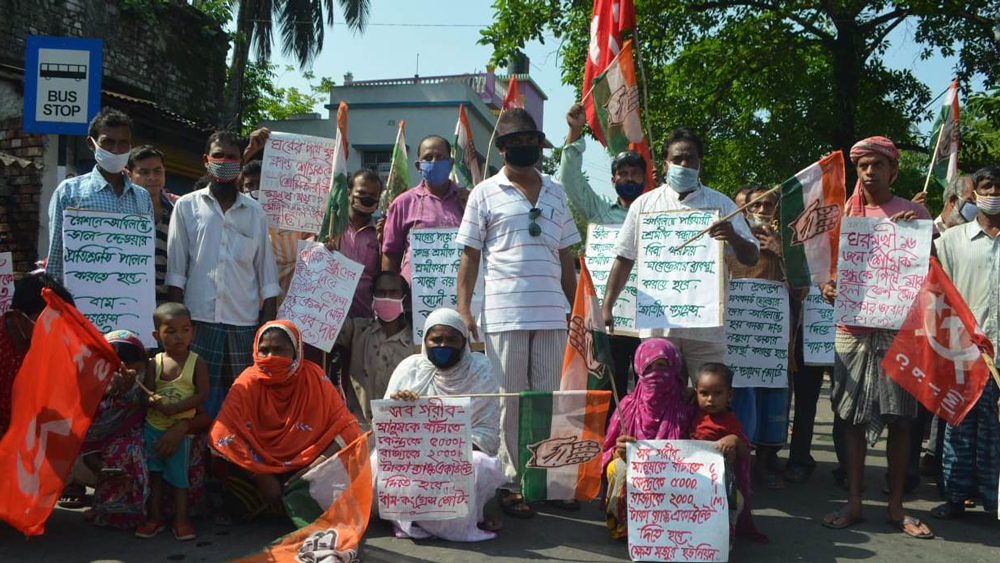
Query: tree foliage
xmin=230 ymin=62 xmax=335 ymax=135
xmin=480 ymin=1 xmax=999 ymax=196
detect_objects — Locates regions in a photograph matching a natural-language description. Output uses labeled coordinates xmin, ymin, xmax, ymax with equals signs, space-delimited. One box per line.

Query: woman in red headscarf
xmin=210 ymin=320 xmax=361 ymax=521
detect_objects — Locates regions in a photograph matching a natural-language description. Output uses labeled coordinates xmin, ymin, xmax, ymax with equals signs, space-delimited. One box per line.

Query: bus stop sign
xmin=23 ymin=36 xmax=103 ymax=135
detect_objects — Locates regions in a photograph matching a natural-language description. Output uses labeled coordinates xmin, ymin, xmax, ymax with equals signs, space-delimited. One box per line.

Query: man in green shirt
xmin=557 ymin=104 xmax=648 ymax=395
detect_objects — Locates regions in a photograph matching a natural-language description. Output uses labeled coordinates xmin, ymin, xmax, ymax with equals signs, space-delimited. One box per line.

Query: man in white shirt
xmin=456 ymin=109 xmax=580 ymax=517
xmin=166 ymin=130 xmax=280 ymax=416
xmin=602 ymin=129 xmax=759 ymax=384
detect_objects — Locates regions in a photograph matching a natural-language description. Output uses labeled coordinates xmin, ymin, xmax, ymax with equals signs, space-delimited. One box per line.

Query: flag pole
xmin=921 ymin=113 xmax=948 ymax=194
xmin=381 ymin=121 xmax=405 ymax=211
xmin=632 ymin=28 xmax=658 ymax=167
xmin=483 ymin=107 xmax=505 ymax=176
xmin=673 ymin=183 xmax=782 ymax=251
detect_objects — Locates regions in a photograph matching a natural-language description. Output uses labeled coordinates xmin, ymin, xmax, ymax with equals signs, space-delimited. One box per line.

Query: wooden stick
xmin=922 ymin=111 xmax=948 ymax=193
xmin=982 ymin=352 xmax=1000 ymax=388
xmin=633 ymin=28 xmax=658 ymax=167
xmin=673 ymin=184 xmax=781 ymax=251
xmin=483 ymin=107 xmax=506 ymax=175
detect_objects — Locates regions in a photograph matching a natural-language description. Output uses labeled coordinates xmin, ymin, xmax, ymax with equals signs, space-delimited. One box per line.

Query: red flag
xmin=583 ymin=0 xmax=636 ymax=147
xmin=881 ymin=258 xmax=996 ymax=426
xmin=503 ymin=74 xmax=523 ymax=110
xmin=0 ymin=289 xmax=120 ymax=535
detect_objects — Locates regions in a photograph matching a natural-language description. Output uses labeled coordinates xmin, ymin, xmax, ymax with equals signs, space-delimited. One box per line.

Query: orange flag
xmin=560 ymin=258 xmax=615 ymax=391
xmin=0 ymin=289 xmax=120 ymax=536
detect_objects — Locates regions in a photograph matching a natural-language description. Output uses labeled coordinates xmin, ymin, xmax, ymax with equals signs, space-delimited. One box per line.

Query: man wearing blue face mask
xmin=47 ymin=107 xmax=154 ymax=282
xmin=601 ymin=129 xmax=760 ymax=385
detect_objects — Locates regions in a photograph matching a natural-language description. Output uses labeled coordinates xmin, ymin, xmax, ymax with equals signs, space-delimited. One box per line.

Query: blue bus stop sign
xmin=22 ymin=36 xmax=103 ymax=135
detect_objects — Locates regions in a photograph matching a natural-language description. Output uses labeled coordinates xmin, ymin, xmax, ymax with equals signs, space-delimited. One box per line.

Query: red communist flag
xmin=881 ymin=258 xmax=996 ymax=426
xmin=583 ymin=0 xmax=636 ymax=147
xmin=0 ymin=289 xmax=120 ymax=535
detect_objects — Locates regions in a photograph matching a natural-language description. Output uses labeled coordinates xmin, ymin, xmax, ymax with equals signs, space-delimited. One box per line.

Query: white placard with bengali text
xmin=803 ymin=286 xmax=835 ymax=365
xmin=586 ymin=224 xmax=637 ymax=336
xmin=408 ymin=228 xmax=483 ymax=345
xmin=372 ymin=397 xmax=473 ymax=521
xmin=725 ymin=278 xmax=789 ymax=388
xmin=260 ymin=131 xmax=336 ymax=233
xmin=61 ymin=209 xmax=155 ymax=347
xmin=833 ymin=217 xmax=932 ymax=329
xmin=278 ymin=242 xmax=362 ymax=352
xmin=0 ymin=252 xmax=12 ymax=315
xmin=636 ymin=209 xmax=723 ymax=330
xmin=626 ymin=440 xmax=729 ymax=562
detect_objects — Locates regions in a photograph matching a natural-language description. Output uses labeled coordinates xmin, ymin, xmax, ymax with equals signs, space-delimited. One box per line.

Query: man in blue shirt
xmin=47 ymin=108 xmax=153 ymax=281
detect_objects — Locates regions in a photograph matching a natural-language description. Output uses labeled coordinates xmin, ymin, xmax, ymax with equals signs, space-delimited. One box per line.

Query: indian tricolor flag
xmin=927 ymin=79 xmax=960 ymax=191
xmin=779 ymin=151 xmax=846 ymax=288
xmin=560 ymin=257 xmax=614 ymax=391
xmin=318 ymin=102 xmax=349 ymax=239
xmin=232 ymin=433 xmax=372 ymax=563
xmin=451 ymin=105 xmax=482 ymax=187
xmin=518 ymin=390 xmax=611 ymax=502
xmin=380 ymin=120 xmax=409 ymax=210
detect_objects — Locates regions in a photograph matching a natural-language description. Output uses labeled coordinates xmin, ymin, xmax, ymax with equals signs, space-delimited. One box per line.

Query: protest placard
xmin=725 ymin=278 xmax=789 ymax=387
xmin=372 ymin=397 xmax=473 ymax=521
xmin=833 ymin=217 xmax=933 ymax=329
xmin=0 ymin=252 xmax=12 ymax=315
xmin=61 ymin=209 xmax=155 ymax=347
xmin=626 ymin=440 xmax=729 ymax=562
xmin=636 ymin=210 xmax=723 ymax=330
xmin=409 ymin=227 xmax=483 ymax=345
xmin=277 ymin=242 xmax=362 ymax=352
xmin=803 ymin=286 xmax=835 ymax=365
xmin=586 ymin=224 xmax=637 ymax=336
xmin=260 ymin=131 xmax=336 ymax=233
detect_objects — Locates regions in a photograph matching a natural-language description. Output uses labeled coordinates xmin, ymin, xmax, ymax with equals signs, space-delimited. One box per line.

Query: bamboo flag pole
xmin=673 ymin=183 xmax=781 ymax=251
xmin=921 ymin=113 xmax=948 ymax=194
xmin=483 ymin=107 xmax=506 ymax=175
xmin=633 ymin=27 xmax=658 ymax=167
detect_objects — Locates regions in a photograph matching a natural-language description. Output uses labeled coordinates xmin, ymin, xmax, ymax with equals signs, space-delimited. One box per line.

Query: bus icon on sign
xmin=40 ymin=63 xmax=87 ymax=81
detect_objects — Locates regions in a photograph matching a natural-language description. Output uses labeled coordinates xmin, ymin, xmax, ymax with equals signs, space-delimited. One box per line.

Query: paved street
xmin=4 ymin=381 xmax=999 ymax=562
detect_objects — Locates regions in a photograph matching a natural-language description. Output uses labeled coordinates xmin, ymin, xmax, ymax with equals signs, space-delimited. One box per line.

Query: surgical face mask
xmin=205 ymin=158 xmax=241 ymax=183
xmin=976 ymin=194 xmax=1000 ymax=216
xmin=90 ymin=139 xmax=129 ymax=174
xmin=503 ymin=145 xmax=541 ymax=168
xmin=372 ymin=297 xmax=404 ymax=322
xmin=667 ymin=163 xmax=700 ymax=194
xmin=249 ymin=190 xmax=260 ymax=200
xmin=615 ymin=181 xmax=644 ymax=202
xmin=352 ymin=195 xmax=378 ymax=214
xmin=418 ymin=160 xmax=453 ymax=186
xmin=427 ymin=345 xmax=462 ymax=369
xmin=747 ymin=213 xmax=772 ymax=228
xmin=958 ymin=200 xmax=979 ymax=222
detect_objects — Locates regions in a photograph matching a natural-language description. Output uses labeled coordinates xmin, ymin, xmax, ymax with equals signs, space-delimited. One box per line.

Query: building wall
xmin=0 ymin=119 xmax=46 ymax=274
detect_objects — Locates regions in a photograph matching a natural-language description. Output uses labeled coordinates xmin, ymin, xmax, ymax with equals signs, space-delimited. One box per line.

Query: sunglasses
xmin=528 ymin=207 xmax=542 ymax=237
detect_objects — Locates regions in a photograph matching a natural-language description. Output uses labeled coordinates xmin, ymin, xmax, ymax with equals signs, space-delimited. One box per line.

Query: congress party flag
xmin=518 ymin=390 xmax=611 ymax=502
xmin=927 ymin=79 xmax=961 ymax=191
xmin=590 ymin=40 xmax=644 ymax=156
xmin=560 ymin=257 xmax=615 ymax=391
xmin=0 ymin=289 xmax=121 ymax=536
xmin=319 ymin=101 xmax=349 ymax=240
xmin=503 ymin=74 xmax=523 ymax=110
xmin=451 ymin=105 xmax=483 ymax=187
xmin=380 ymin=119 xmax=409 ymax=210
xmin=583 ymin=0 xmax=636 ymax=147
xmin=882 ymin=258 xmax=995 ymax=427
xmin=779 ymin=151 xmax=846 ymax=288
xmin=234 ymin=432 xmax=373 ymax=563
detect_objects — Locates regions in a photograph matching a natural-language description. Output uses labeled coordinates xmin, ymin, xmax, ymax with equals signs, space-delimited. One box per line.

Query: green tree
xmin=234 ymin=62 xmax=336 ymax=134
xmin=481 ymin=1 xmax=999 ymax=194
xmin=962 ymin=89 xmax=1000 ymax=173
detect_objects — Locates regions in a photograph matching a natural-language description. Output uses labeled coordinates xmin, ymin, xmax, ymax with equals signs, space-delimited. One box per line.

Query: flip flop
xmin=498 ymin=491 xmax=535 ymax=519
xmin=888 ymin=515 xmax=934 ymax=539
xmin=930 ymin=502 xmax=965 ymax=520
xmin=822 ymin=508 xmax=863 ymax=530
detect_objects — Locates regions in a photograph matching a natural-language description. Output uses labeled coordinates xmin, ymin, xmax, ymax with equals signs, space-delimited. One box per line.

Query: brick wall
xmin=0 ymin=118 xmax=44 ymax=275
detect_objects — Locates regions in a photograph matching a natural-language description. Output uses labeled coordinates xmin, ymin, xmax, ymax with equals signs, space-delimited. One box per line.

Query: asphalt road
xmin=4 ymin=381 xmax=999 ymax=563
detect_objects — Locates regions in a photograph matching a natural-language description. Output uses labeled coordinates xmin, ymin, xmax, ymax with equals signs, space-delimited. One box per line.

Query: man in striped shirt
xmin=456 ymin=109 xmax=580 ymax=518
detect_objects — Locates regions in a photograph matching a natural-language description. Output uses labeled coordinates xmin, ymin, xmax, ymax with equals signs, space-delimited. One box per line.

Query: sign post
xmin=22 ymin=36 xmax=103 ymax=135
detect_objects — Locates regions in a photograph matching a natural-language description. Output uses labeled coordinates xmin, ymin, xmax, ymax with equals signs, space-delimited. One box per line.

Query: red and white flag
xmin=503 ymin=75 xmax=523 ymax=110
xmin=582 ymin=0 xmax=636 ymax=147
xmin=881 ymin=258 xmax=996 ymax=426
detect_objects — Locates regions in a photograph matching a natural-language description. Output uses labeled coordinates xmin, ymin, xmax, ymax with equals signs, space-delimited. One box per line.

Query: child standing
xmin=690 ymin=362 xmax=767 ymax=546
xmin=136 ymin=303 xmax=208 ymax=541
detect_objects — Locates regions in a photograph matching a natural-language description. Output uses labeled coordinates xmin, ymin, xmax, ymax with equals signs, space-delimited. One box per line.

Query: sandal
xmin=497 ymin=491 xmax=535 ymax=519
xmin=783 ymin=466 xmax=812 ymax=484
xmin=822 ymin=508 xmax=863 ymax=530
xmin=173 ymin=520 xmax=197 ymax=541
xmin=930 ymin=502 xmax=965 ymax=520
xmin=888 ymin=515 xmax=933 ymax=539
xmin=135 ymin=518 xmax=166 ymax=539
xmin=756 ymin=471 xmax=785 ymax=490
xmin=57 ymin=483 xmax=88 ymax=509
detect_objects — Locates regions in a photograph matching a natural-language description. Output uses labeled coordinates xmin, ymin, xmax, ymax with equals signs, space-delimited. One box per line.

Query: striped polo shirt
xmin=457 ymin=169 xmax=581 ymax=332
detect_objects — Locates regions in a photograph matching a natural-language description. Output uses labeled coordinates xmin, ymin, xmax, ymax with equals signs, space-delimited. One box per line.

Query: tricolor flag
xmin=560 ymin=257 xmax=614 ymax=391
xmin=779 ymin=151 xmax=846 ymax=288
xmin=233 ymin=432 xmax=373 ymax=563
xmin=583 ymin=0 xmax=636 ymax=144
xmin=503 ymin=74 xmax=523 ymax=110
xmin=927 ymin=79 xmax=961 ymax=191
xmin=318 ymin=101 xmax=349 ymax=240
xmin=380 ymin=120 xmax=409 ymax=210
xmin=518 ymin=390 xmax=611 ymax=502
xmin=451 ymin=105 xmax=482 ymax=187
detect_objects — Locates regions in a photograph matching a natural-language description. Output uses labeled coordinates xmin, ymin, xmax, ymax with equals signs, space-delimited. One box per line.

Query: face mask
xmin=352 ymin=195 xmax=378 ymax=214
xmin=205 ymin=158 xmax=241 ymax=183
xmin=958 ymin=200 xmax=978 ymax=222
xmin=418 ymin=160 xmax=453 ymax=186
xmin=503 ymin=145 xmax=541 ymax=168
xmin=373 ymin=297 xmax=404 ymax=322
xmin=615 ymin=182 xmax=644 ymax=202
xmin=976 ymin=194 xmax=1000 ymax=216
xmin=249 ymin=189 xmax=260 ymax=200
xmin=747 ymin=213 xmax=772 ymax=228
xmin=427 ymin=345 xmax=462 ymax=369
xmin=90 ymin=139 xmax=129 ymax=174
xmin=667 ymin=163 xmax=700 ymax=194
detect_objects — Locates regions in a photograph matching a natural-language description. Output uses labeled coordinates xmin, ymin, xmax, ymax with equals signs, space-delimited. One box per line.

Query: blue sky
xmin=267 ymin=2 xmax=982 ymax=198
